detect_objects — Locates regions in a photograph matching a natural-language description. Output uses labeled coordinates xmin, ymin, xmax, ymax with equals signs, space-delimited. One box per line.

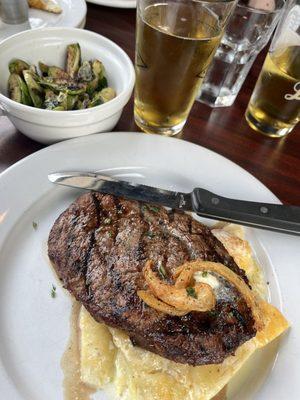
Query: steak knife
xmin=48 ymin=171 xmax=300 ymax=236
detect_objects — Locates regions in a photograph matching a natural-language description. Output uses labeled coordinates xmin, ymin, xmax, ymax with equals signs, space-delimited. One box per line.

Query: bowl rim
xmin=0 ymin=27 xmax=135 ymax=117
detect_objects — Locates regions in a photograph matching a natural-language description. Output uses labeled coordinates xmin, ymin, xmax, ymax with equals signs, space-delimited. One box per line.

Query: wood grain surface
xmin=0 ymin=4 xmax=299 ymax=204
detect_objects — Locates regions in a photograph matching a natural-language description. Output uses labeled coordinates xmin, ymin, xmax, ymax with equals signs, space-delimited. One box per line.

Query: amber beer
xmin=134 ymin=2 xmax=223 ymax=135
xmin=246 ymin=46 xmax=300 ymax=137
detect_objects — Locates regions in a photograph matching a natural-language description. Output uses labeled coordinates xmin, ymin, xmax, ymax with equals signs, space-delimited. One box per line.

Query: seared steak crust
xmin=48 ymin=192 xmax=256 ymax=365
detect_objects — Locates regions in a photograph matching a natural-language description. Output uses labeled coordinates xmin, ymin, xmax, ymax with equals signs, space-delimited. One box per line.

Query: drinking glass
xmin=245 ymin=0 xmax=300 ymax=137
xmin=0 ymin=0 xmax=28 ymax=24
xmin=134 ymin=0 xmax=237 ymax=136
xmin=0 ymin=0 xmax=30 ymax=41
xmin=198 ymin=0 xmax=284 ymax=108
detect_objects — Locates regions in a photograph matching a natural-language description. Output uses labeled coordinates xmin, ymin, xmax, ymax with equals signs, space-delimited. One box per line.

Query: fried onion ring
xmin=174 ymin=261 xmax=264 ymax=330
xmin=137 ymin=290 xmax=188 ymax=316
xmin=143 ymin=260 xmax=216 ymax=312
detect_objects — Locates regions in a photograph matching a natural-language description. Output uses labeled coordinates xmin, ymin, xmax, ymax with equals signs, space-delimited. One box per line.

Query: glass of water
xmin=198 ymin=0 xmax=284 ymax=108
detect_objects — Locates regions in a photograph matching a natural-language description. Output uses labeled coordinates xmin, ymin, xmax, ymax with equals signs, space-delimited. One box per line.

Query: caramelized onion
xmin=143 ymin=261 xmax=216 ymax=313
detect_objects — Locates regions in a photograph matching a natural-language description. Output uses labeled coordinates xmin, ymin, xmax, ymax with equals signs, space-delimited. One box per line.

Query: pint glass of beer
xmin=134 ymin=0 xmax=237 ymax=136
xmin=245 ymin=0 xmax=300 ymax=137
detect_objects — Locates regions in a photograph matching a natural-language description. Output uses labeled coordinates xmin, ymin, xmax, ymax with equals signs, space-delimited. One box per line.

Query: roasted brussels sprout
xmin=9 ymin=59 xmax=30 ymax=76
xmin=78 ymin=61 xmax=93 ymax=82
xmin=23 ymin=70 xmax=44 ymax=108
xmin=52 ymin=106 xmax=65 ymax=111
xmin=48 ymin=66 xmax=70 ymax=80
xmin=89 ymin=87 xmax=116 ymax=108
xmin=8 ymin=73 xmax=32 ymax=105
xmin=7 ymin=43 xmax=116 ymax=110
xmin=29 ymin=64 xmax=38 ymax=74
xmin=87 ymin=60 xmax=107 ymax=96
xmin=99 ymin=87 xmax=116 ymax=103
xmin=44 ymin=91 xmax=67 ymax=110
xmin=66 ymin=95 xmax=78 ymax=110
xmin=76 ymin=93 xmax=90 ymax=109
xmin=39 ymin=62 xmax=49 ymax=77
xmin=39 ymin=77 xmax=87 ymax=95
xmin=66 ymin=43 xmax=81 ymax=78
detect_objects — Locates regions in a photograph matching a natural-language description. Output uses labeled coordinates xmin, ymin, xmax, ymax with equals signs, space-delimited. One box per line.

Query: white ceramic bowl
xmin=0 ymin=27 xmax=135 ymax=144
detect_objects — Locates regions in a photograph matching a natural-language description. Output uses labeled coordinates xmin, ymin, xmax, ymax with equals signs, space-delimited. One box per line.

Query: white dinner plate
xmin=29 ymin=0 xmax=87 ymax=29
xmin=0 ymin=132 xmax=298 ymax=400
xmin=0 ymin=0 xmax=86 ymax=41
xmin=87 ymin=0 xmax=136 ymax=9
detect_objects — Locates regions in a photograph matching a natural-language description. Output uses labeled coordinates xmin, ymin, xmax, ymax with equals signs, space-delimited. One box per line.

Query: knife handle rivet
xmin=260 ymin=206 xmax=269 ymax=214
xmin=211 ymin=197 xmax=220 ymax=205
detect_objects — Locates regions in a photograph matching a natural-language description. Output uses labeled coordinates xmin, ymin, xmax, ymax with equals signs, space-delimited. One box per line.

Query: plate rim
xmin=0 ymin=132 xmax=281 ymax=205
xmin=29 ymin=0 xmax=87 ymax=29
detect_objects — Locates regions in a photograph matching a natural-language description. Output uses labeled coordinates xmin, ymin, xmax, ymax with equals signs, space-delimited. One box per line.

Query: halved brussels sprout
xmin=39 ymin=77 xmax=87 ymax=95
xmin=39 ymin=62 xmax=49 ymax=77
xmin=8 ymin=73 xmax=32 ymax=105
xmin=66 ymin=43 xmax=81 ymax=78
xmin=23 ymin=70 xmax=44 ymax=108
xmin=9 ymin=59 xmax=30 ymax=76
xmin=78 ymin=61 xmax=93 ymax=82
xmin=88 ymin=87 xmax=116 ymax=108
xmin=48 ymin=66 xmax=70 ymax=80
xmin=7 ymin=43 xmax=116 ymax=111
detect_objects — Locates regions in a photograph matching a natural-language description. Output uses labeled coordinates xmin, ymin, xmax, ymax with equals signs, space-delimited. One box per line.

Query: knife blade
xmin=48 ymin=171 xmax=300 ymax=236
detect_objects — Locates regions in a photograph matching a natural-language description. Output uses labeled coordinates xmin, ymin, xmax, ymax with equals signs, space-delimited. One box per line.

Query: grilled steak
xmin=48 ymin=192 xmax=256 ymax=365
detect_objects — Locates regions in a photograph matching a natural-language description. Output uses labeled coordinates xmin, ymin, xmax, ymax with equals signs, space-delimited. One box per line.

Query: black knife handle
xmin=192 ymin=188 xmax=300 ymax=236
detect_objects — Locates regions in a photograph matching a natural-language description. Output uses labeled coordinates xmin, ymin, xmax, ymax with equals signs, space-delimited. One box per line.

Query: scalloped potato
xmin=79 ymin=224 xmax=289 ymax=400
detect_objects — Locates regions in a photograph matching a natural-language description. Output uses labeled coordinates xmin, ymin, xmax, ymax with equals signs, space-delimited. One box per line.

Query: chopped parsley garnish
xmin=148 ymin=205 xmax=159 ymax=213
xmin=141 ymin=205 xmax=159 ymax=213
xmin=186 ymin=287 xmax=197 ymax=299
xmin=51 ymin=284 xmax=57 ymax=298
xmin=158 ymin=264 xmax=167 ymax=279
xmin=202 ymin=271 xmax=208 ymax=277
xmin=32 ymin=221 xmax=38 ymax=230
xmin=146 ymin=231 xmax=155 ymax=238
xmin=231 ymin=309 xmax=245 ymax=324
xmin=208 ymin=310 xmax=218 ymax=318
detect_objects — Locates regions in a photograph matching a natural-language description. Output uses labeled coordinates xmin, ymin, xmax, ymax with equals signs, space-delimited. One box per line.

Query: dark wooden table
xmin=0 ymin=4 xmax=299 ymax=204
